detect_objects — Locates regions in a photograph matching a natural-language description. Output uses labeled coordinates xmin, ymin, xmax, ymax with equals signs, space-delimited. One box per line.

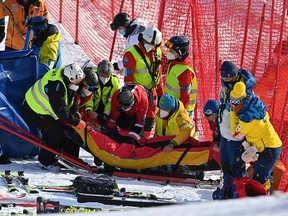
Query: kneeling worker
xmin=155 ymin=93 xmax=195 ymax=152
xmin=22 ymin=63 xmax=86 ymax=171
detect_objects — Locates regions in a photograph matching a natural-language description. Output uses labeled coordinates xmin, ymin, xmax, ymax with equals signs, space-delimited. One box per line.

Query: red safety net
xmin=45 ymin=0 xmax=288 ymax=177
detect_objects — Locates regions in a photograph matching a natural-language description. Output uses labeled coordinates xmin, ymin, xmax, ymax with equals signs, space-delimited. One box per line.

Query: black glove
xmin=31 ymin=0 xmax=41 ymax=7
xmin=97 ymin=113 xmax=109 ymax=125
xmin=0 ymin=26 xmax=5 ymax=43
xmin=113 ymin=62 xmax=120 ymax=71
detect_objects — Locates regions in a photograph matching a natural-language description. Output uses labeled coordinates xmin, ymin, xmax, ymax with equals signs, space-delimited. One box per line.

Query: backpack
xmin=72 ymin=175 xmax=118 ymax=195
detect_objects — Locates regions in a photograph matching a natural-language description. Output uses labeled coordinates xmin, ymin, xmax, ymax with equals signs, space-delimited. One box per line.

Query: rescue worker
xmin=203 ymin=99 xmax=221 ymax=170
xmin=28 ymin=16 xmax=62 ymax=77
xmin=22 ymin=63 xmax=86 ymax=171
xmin=164 ymin=36 xmax=197 ymax=116
xmin=230 ymin=82 xmax=282 ymax=191
xmin=203 ymin=99 xmax=221 ymax=143
xmin=123 ymin=25 xmax=164 ymax=138
xmin=110 ymin=12 xmax=146 ymax=71
xmin=76 ymin=67 xmax=100 ymax=112
xmin=84 ymin=60 xmax=120 ymax=125
xmin=155 ymin=93 xmax=193 ymax=152
xmin=0 ymin=0 xmax=49 ymax=50
xmin=109 ymin=84 xmax=149 ymax=137
xmin=218 ymin=60 xmax=256 ymax=188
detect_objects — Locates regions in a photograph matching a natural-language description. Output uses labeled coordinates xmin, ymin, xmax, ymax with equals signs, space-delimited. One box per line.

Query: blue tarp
xmin=0 ymin=49 xmax=40 ymax=158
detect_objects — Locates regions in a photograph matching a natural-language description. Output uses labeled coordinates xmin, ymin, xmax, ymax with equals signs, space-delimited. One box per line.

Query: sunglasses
xmin=204 ymin=113 xmax=213 ymax=117
xmin=229 ymin=99 xmax=243 ymax=106
xmin=117 ymin=105 xmax=132 ymax=112
xmin=119 ymin=103 xmax=132 ymax=109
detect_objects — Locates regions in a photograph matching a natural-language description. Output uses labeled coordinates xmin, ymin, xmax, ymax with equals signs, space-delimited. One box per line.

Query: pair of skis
xmin=37 ymin=184 xmax=176 ymax=207
xmin=76 ymin=192 xmax=176 ymax=207
xmin=0 ymin=196 xmax=131 ymax=214
xmin=57 ymin=157 xmax=220 ymax=188
xmin=0 ymin=170 xmax=39 ymax=194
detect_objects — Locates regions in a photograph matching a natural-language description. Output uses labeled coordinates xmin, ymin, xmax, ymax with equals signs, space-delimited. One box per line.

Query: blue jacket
xmin=220 ymin=69 xmax=256 ymax=111
xmin=238 ymin=95 xmax=266 ymax=123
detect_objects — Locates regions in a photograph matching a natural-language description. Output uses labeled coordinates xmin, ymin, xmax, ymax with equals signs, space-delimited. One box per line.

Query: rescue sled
xmin=74 ymin=126 xmax=221 ymax=171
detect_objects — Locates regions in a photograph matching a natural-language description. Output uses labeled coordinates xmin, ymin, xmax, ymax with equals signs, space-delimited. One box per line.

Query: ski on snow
xmin=57 ymin=157 xmax=220 ymax=187
xmin=13 ymin=171 xmax=39 ymax=194
xmin=0 ymin=193 xmax=26 ymax=200
xmin=37 ymin=184 xmax=175 ymax=201
xmin=76 ymin=192 xmax=176 ymax=207
xmin=0 ymin=170 xmax=39 ymax=194
xmin=37 ymin=185 xmax=75 ymax=193
xmin=0 ymin=170 xmax=19 ymax=192
xmin=0 ymin=197 xmax=130 ymax=214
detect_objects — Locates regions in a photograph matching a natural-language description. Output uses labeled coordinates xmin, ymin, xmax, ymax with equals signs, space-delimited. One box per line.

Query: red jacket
xmin=167 ymin=57 xmax=194 ymax=108
xmin=76 ymin=92 xmax=93 ymax=111
xmin=110 ymin=85 xmax=148 ymax=128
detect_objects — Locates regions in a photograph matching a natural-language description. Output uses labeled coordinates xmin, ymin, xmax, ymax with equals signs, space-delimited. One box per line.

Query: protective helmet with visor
xmin=165 ymin=36 xmax=189 ymax=55
xmin=63 ymin=63 xmax=85 ymax=91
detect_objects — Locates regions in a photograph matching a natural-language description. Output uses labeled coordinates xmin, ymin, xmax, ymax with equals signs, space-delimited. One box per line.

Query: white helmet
xmin=142 ymin=25 xmax=162 ymax=45
xmin=63 ymin=63 xmax=85 ymax=83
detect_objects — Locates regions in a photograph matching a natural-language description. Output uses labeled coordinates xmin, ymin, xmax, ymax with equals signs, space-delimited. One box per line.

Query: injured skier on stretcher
xmin=66 ymin=125 xmax=221 ymax=173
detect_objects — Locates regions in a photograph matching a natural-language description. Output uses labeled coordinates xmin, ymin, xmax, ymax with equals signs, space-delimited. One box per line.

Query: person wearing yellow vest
xmin=155 ymin=94 xmax=195 ymax=152
xmin=230 ymin=82 xmax=282 ymax=191
xmin=0 ymin=0 xmax=49 ymax=50
xmin=164 ymin=36 xmax=197 ymax=116
xmin=123 ymin=25 xmax=164 ymax=139
xmin=22 ymin=63 xmax=86 ymax=172
xmin=84 ymin=60 xmax=120 ymax=125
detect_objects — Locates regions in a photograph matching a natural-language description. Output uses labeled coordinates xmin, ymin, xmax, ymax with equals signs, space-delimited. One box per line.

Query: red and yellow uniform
xmin=165 ymin=57 xmax=197 ymax=112
xmin=110 ymin=85 xmax=149 ymax=134
xmin=155 ymin=100 xmax=194 ymax=145
xmin=123 ymin=42 xmax=164 ymax=136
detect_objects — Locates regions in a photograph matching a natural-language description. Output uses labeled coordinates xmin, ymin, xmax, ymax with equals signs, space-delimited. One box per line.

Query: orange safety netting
xmin=45 ymin=0 xmax=288 ymax=183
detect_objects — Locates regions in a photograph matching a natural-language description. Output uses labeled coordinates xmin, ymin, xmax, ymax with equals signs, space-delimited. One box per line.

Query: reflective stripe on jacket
xmin=25 ymin=67 xmax=70 ymax=119
xmin=165 ymin=64 xmax=197 ymax=112
xmin=155 ymin=101 xmax=197 ymax=145
xmin=125 ymin=45 xmax=162 ymax=89
xmin=85 ymin=74 xmax=120 ymax=115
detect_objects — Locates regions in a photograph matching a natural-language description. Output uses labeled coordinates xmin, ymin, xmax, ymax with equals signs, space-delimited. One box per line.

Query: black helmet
xmin=110 ymin=12 xmax=131 ymax=30
xmin=220 ymin=61 xmax=237 ymax=78
xmin=118 ymin=87 xmax=135 ymax=109
xmin=83 ymin=68 xmax=99 ymax=91
xmin=27 ymin=16 xmax=48 ymax=36
xmin=165 ymin=36 xmax=190 ymax=57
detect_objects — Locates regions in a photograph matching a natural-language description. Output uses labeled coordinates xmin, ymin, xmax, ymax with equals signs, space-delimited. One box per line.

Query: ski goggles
xmin=220 ymin=70 xmax=237 ymax=78
xmin=229 ymin=98 xmax=244 ymax=106
xmin=165 ymin=40 xmax=173 ymax=49
xmin=204 ymin=109 xmax=213 ymax=117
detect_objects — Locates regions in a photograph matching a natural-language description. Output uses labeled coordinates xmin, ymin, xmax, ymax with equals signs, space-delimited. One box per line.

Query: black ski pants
xmin=22 ymin=102 xmax=79 ymax=166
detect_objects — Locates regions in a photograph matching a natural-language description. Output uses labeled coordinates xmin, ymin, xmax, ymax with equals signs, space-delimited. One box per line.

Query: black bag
xmin=72 ymin=175 xmax=118 ymax=195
